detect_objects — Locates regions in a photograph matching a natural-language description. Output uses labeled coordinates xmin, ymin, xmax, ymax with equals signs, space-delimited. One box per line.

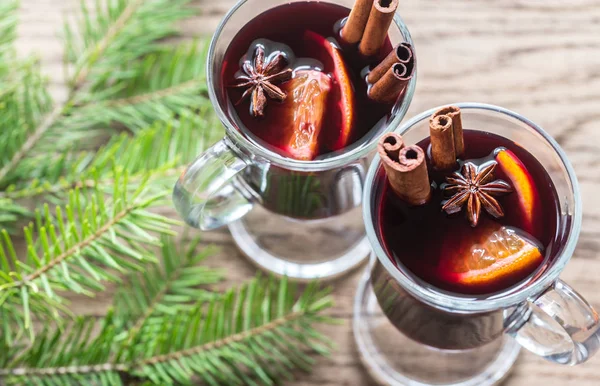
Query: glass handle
xmin=507 ymin=280 xmax=600 ymax=365
xmin=173 ymin=138 xmax=253 ymax=230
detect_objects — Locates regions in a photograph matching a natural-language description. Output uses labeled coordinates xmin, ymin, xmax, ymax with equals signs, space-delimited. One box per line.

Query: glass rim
xmin=206 ymin=0 xmax=417 ymax=172
xmin=363 ymin=102 xmax=583 ymax=312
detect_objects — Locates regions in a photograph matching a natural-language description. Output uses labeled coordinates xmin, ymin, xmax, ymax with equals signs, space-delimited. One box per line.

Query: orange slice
xmin=276 ymin=70 xmax=332 ymax=160
xmin=304 ymin=30 xmax=355 ymax=151
xmin=495 ymin=149 xmax=540 ymax=234
xmin=446 ymin=226 xmax=543 ymax=292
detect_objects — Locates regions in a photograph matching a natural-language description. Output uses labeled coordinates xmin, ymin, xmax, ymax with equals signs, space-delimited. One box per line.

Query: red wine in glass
xmin=378 ymin=130 xmax=560 ymax=295
xmin=221 ymin=1 xmax=404 ymax=161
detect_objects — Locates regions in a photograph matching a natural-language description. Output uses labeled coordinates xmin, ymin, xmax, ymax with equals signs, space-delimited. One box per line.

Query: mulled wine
xmin=377 ymin=110 xmax=560 ymax=295
xmin=222 ymin=0 xmax=412 ymax=161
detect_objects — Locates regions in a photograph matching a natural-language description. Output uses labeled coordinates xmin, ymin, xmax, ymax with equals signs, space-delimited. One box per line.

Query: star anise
xmin=442 ymin=162 xmax=513 ymax=227
xmin=230 ymin=46 xmax=293 ymax=117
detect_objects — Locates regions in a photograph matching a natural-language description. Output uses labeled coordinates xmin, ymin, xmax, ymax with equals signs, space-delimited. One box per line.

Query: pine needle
xmin=0 ymin=110 xmax=223 ymax=228
xmin=67 ymin=40 xmax=212 ymax=132
xmin=113 ymin=235 xmax=224 ymax=341
xmin=0 ymin=59 xmax=54 ymax=187
xmin=0 ymin=0 xmax=196 ymax=188
xmin=0 ymin=313 xmax=128 ymax=386
xmin=0 ymin=0 xmax=18 ymax=62
xmin=0 ymin=170 xmax=181 ymax=343
xmin=64 ymin=0 xmax=194 ymax=90
xmin=0 ymin=278 xmax=336 ymax=386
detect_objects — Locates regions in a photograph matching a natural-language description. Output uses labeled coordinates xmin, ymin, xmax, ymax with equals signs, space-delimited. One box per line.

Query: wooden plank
xmin=15 ymin=0 xmax=600 ymax=384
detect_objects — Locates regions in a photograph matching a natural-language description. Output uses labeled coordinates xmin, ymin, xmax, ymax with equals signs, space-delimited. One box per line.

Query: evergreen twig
xmin=0 ymin=0 xmax=195 ymax=188
xmin=71 ymin=0 xmax=146 ymax=88
xmin=113 ymin=236 xmax=224 ymax=341
xmin=0 ymin=106 xmax=63 ymax=184
xmin=1 ymin=110 xmax=222 ymax=199
xmin=67 ymin=41 xmax=212 ymax=131
xmin=0 ymin=109 xmax=222 ymax=229
xmin=0 ymin=278 xmax=336 ymax=386
xmin=0 ymin=0 xmax=18 ymax=61
xmin=0 ymin=56 xmax=53 ymax=188
xmin=0 ymin=170 xmax=180 ymax=343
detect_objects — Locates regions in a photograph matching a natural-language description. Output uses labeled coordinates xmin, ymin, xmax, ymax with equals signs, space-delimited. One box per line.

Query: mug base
xmin=354 ymin=258 xmax=521 ymax=386
xmin=228 ymin=205 xmax=370 ymax=281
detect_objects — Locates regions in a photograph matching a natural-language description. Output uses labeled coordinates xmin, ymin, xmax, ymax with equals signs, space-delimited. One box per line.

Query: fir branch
xmin=71 ymin=0 xmax=146 ymax=87
xmin=0 ymin=38 xmax=217 ymax=196
xmin=1 ymin=169 xmax=179 ymax=202
xmin=0 ymin=314 xmax=127 ymax=386
xmin=65 ymin=0 xmax=194 ymax=91
xmin=0 ymin=106 xmax=62 ymax=185
xmin=1 ymin=278 xmax=335 ymax=386
xmin=66 ymin=40 xmax=211 ymax=132
xmin=0 ymin=60 xmax=54 ymax=188
xmin=0 ymin=198 xmax=30 ymax=232
xmin=113 ymin=235 xmax=224 ymax=340
xmin=0 ymin=0 xmax=18 ymax=61
xmin=0 ymin=170 xmax=181 ymax=343
xmin=0 ymin=58 xmax=40 ymax=100
xmin=0 ymin=110 xmax=222 ymax=205
xmin=0 ymin=0 xmax=195 ymax=188
xmin=104 ymin=79 xmax=201 ymax=107
xmin=0 ymin=288 xmax=68 ymax=346
xmin=125 ymin=278 xmax=335 ymax=385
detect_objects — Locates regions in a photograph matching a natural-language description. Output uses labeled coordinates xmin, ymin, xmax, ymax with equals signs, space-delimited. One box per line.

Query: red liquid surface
xmin=222 ymin=1 xmax=397 ymax=160
xmin=378 ymin=130 xmax=560 ymax=295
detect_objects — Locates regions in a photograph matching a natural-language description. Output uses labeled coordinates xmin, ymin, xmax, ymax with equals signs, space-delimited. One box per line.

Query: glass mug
xmin=354 ymin=103 xmax=599 ymax=386
xmin=173 ymin=0 xmax=416 ymax=280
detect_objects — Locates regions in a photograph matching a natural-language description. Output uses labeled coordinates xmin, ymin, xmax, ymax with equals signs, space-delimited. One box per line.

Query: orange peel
xmin=448 ymin=226 xmax=543 ymax=292
xmin=495 ymin=149 xmax=540 ymax=234
xmin=304 ymin=31 xmax=355 ymax=151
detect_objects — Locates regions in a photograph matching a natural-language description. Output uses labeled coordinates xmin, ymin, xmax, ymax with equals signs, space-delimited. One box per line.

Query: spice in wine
xmin=222 ymin=0 xmax=414 ymax=160
xmin=377 ymin=107 xmax=559 ymax=295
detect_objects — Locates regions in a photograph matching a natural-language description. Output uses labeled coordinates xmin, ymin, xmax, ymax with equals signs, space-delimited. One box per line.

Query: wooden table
xmin=18 ymin=0 xmax=600 ymax=384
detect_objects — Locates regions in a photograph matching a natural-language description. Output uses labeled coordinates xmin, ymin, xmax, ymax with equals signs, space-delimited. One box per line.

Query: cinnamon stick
xmin=340 ymin=0 xmax=374 ymax=45
xmin=378 ymin=133 xmax=431 ymax=206
xmin=379 ymin=131 xmax=405 ymax=159
xmin=368 ymin=62 xmax=412 ymax=104
xmin=429 ymin=115 xmax=457 ymax=171
xmin=359 ymin=0 xmax=399 ymax=57
xmin=432 ymin=106 xmax=464 ymax=157
xmin=367 ymin=42 xmax=413 ymax=84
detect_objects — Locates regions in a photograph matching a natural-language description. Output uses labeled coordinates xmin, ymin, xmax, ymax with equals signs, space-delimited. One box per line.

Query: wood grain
xmin=16 ymin=0 xmax=600 ymax=384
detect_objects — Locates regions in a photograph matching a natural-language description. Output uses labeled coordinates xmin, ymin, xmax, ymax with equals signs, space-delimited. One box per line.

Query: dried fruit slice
xmin=304 ymin=30 xmax=355 ymax=151
xmin=443 ymin=225 xmax=544 ymax=293
xmin=495 ymin=149 xmax=540 ymax=234
xmin=273 ymin=70 xmax=332 ymax=160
